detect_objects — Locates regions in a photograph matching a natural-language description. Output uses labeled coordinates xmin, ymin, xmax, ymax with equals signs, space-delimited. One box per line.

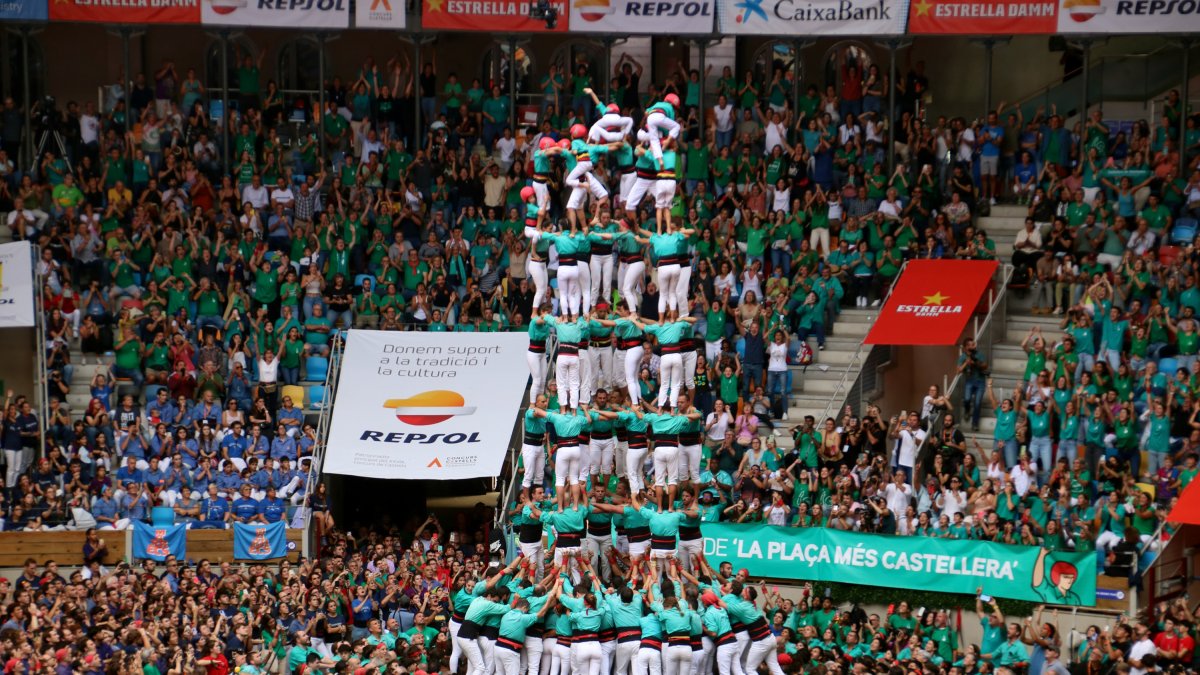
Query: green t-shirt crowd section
xmin=2 ymin=42 xmax=1199 ymax=675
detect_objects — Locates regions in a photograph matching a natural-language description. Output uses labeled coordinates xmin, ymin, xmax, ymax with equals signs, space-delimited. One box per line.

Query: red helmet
xmin=570 ymin=123 xmax=588 ymax=139
xmin=538 ymin=136 xmax=556 ymax=150
xmin=606 ymin=103 xmax=620 ymax=114
xmin=520 ymin=186 xmax=535 ymax=202
xmin=557 ymin=139 xmax=571 ymax=149
xmin=664 ymin=93 xmax=680 ymax=108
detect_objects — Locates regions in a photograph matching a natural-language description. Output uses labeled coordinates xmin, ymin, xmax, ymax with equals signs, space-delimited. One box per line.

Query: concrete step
xmin=991 ymin=356 xmax=1027 ymax=375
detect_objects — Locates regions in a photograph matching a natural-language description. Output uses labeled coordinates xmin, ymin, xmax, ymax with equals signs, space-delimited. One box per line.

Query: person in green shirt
xmin=111 ymin=327 xmax=145 ymax=388
xmin=235 ymin=47 xmax=264 ymax=110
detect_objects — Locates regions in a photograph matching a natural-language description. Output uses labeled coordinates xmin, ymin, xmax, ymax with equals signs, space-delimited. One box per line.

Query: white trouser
xmin=713 ymin=641 xmax=738 ymax=675
xmin=585 ymin=532 xmax=614 ymax=580
xmin=551 ymin=639 xmax=571 ymax=675
xmin=663 ymin=645 xmax=691 ymax=675
xmin=579 ymin=347 xmax=594 ymax=405
xmin=522 ymin=442 xmax=546 ymax=489
xmin=615 ymin=441 xmax=629 ymax=479
xmin=654 ymin=180 xmax=676 ymax=210
xmin=657 ymin=263 xmax=680 ymax=314
xmin=555 ymin=444 xmax=581 ymax=487
xmin=557 ymin=353 xmax=581 ymax=409
xmin=590 ymin=254 xmax=615 ymax=305
xmin=623 ymin=345 xmax=644 ymax=405
xmin=626 ymin=444 xmax=648 ymax=492
xmin=457 ymin=635 xmax=487 ymax=675
xmin=578 ymin=260 xmax=594 ymax=315
xmin=675 ymin=264 xmax=692 ymax=317
xmin=529 ymin=258 xmax=550 ymax=310
xmin=526 ymin=636 xmax=546 ymax=675
xmin=497 ymin=645 xmax=523 ymax=675
xmin=528 ymin=349 xmax=549 ymax=400
xmin=732 ymin=632 xmax=749 ymax=675
xmin=653 ymin=445 xmax=680 ymax=487
xmin=626 ymin=177 xmax=654 ymax=211
xmin=657 ymin=352 xmax=684 ymax=408
xmin=619 ymin=172 xmax=637 ymax=207
xmin=5 ymin=449 xmax=30 ymax=486
xmin=480 ymin=637 xmax=497 ymax=675
xmin=540 ymin=637 xmax=558 ymax=675
xmin=571 ymin=641 xmax=581 ymax=675
xmin=678 ymin=537 xmax=703 ymax=573
xmin=311 ymin=637 xmax=335 ymax=661
xmin=518 ymin=540 xmax=545 ymax=568
xmin=634 ymin=647 xmax=662 ymax=675
xmin=591 ymin=436 xmax=616 ymax=475
xmin=450 ymin=619 xmax=464 ymax=673
xmin=681 ymin=350 xmax=697 ymax=392
xmin=620 ymin=260 xmax=646 ymax=314
xmin=646 ymin=112 xmax=681 ymax=164
xmin=590 ymin=114 xmax=633 ymax=143
xmin=590 ymin=346 xmax=614 ymax=390
xmin=601 ymin=640 xmax=617 ymax=675
xmin=567 ymin=160 xmax=594 ymax=190
xmin=680 ymin=444 xmax=702 ymax=482
xmin=568 ymin=172 xmax=609 ymax=210
xmin=533 ymin=180 xmax=551 ymax=209
xmin=743 ymin=636 xmax=784 ymax=675
xmin=614 ymin=641 xmax=639 ymax=675
xmin=579 ymin=441 xmax=593 ymax=482
xmin=705 ymin=339 xmax=721 ymax=363
xmin=559 ymin=264 xmax=582 ymax=316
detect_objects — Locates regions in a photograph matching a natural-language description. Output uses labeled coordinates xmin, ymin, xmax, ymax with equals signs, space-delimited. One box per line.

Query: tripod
xmin=29 ymin=129 xmax=72 ymax=175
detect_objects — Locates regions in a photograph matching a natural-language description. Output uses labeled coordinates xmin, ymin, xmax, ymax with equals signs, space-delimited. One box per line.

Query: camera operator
xmin=957 ymin=337 xmax=988 ymax=431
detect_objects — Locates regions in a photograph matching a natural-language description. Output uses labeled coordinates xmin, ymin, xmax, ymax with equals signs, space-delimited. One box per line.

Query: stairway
xmin=959 ymin=204 xmax=1057 ymax=449
xmin=776 ymin=307 xmax=874 ymax=448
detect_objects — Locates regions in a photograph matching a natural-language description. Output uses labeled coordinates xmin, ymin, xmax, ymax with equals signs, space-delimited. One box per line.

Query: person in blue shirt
xmin=246 ymin=425 xmax=270 ymax=464
xmin=277 ymin=397 xmax=303 ymax=436
xmin=118 ymin=424 xmax=149 ymax=463
xmin=124 ymin=484 xmax=152 ymax=523
xmin=145 ymin=389 xmax=175 ymax=426
xmin=979 ymin=110 xmax=1004 ymax=206
xmin=196 ymin=483 xmax=231 ymax=529
xmin=221 ymin=422 xmax=250 ymax=470
xmin=270 ymin=424 xmax=297 ymax=465
xmin=114 ymin=456 xmax=146 ymax=488
xmin=214 ymin=463 xmax=244 ymax=498
xmin=257 ymin=486 xmax=288 ymax=524
xmin=230 ymin=484 xmax=262 ymax=524
xmin=158 ymin=455 xmax=191 ymax=507
xmin=247 ymin=458 xmax=272 ymax=499
xmin=273 ymin=456 xmax=305 ymax=504
xmin=91 ymin=484 xmax=130 ymax=530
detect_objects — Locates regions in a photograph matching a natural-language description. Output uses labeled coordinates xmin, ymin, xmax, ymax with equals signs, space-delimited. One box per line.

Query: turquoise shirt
xmin=645 ymin=320 xmax=688 ymax=346
xmin=499 ymin=610 xmax=542 ymax=641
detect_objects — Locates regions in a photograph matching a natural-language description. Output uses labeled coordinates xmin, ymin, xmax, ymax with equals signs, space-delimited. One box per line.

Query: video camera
xmin=528 ymin=0 xmax=558 ymax=28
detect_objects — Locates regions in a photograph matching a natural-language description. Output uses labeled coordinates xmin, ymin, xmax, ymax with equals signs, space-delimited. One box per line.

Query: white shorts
xmin=626 ymin=177 xmax=653 ymax=210
xmin=628 ymin=539 xmax=649 ymax=558
xmin=980 ymin=155 xmax=999 ymax=176
xmin=654 ymin=180 xmax=676 ymax=209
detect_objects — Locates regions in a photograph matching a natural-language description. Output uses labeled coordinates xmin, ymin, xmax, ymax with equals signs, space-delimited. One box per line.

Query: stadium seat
xmin=144 ymin=384 xmax=165 ymax=402
xmin=308 ymin=385 xmax=327 ymax=409
xmin=1159 ymin=245 xmax=1180 ymax=267
xmin=151 ymin=507 xmax=175 ymax=526
xmin=282 ymin=385 xmax=306 ymax=409
xmin=1171 ymin=218 xmax=1198 ymax=244
xmin=1157 ymin=357 xmax=1179 ymax=375
xmin=305 ymin=356 xmax=329 ymax=383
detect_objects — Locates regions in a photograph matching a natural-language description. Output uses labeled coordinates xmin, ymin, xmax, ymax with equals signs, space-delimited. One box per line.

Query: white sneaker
xmin=989 ymin=197 xmax=997 ymax=206
xmin=772 ymin=429 xmax=782 ymax=437
xmin=871 ymin=299 xmax=881 ymax=307
xmin=782 ymin=411 xmax=789 ymax=421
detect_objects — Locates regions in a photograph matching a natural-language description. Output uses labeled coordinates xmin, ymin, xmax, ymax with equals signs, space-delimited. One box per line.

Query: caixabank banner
xmin=325 ymin=330 xmax=530 ymax=480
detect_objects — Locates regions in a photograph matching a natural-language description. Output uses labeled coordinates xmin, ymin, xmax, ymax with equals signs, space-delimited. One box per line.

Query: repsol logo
xmin=624 ymin=1 xmax=712 ymax=16
xmin=360 ymin=431 xmax=483 ymax=444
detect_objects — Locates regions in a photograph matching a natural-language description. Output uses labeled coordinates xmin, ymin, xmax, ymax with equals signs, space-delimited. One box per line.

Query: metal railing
xmin=814 ymin=262 xmax=908 ymax=424
xmin=301 ymin=333 xmax=344 ymax=540
xmin=914 ymin=263 xmax=1014 ymax=481
xmin=33 ymin=244 xmax=48 ymax=455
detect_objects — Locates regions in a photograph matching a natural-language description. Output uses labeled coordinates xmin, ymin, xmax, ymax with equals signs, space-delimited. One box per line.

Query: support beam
xmin=318 ymin=33 xmax=327 ymax=169
xmin=122 ymin=28 xmax=132 ymax=162
xmin=983 ymin=40 xmax=993 ymax=115
xmin=20 ymin=27 xmax=32 ymax=172
xmin=220 ymin=31 xmax=230 ymax=172
xmin=887 ymin=42 xmax=897 ymax=173
xmin=508 ymin=36 xmax=518 ymax=133
xmin=698 ymin=40 xmax=706 ymax=144
xmin=1181 ymin=40 xmax=1193 ymax=174
xmin=1079 ymin=39 xmax=1091 ymax=166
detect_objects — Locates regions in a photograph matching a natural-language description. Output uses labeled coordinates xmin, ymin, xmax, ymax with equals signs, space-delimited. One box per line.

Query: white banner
xmin=0 ymin=241 xmax=35 ymax=328
xmin=202 ymin=0 xmax=350 ymax=27
xmin=1056 ymin=0 xmax=1200 ymax=32
xmin=716 ymin=0 xmax=907 ymax=34
xmin=324 ymin=330 xmax=530 ymax=480
xmin=356 ymin=0 xmax=407 ymax=28
xmin=570 ymin=0 xmax=714 ymax=32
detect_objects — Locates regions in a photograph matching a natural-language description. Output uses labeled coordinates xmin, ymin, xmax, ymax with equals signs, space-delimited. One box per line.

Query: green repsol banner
xmin=702 ymin=523 xmax=1096 ymax=606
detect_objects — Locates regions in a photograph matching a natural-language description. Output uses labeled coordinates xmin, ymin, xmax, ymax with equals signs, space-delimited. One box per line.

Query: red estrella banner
xmin=421 ymin=0 xmax=570 ymax=30
xmin=864 ymin=260 xmax=998 ymax=346
xmin=907 ymin=0 xmax=1058 ymax=32
xmin=50 ymin=0 xmax=200 ymax=23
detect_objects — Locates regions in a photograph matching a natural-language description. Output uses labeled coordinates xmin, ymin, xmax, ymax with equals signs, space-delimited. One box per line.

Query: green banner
xmin=701 ymin=523 xmax=1096 ymax=606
